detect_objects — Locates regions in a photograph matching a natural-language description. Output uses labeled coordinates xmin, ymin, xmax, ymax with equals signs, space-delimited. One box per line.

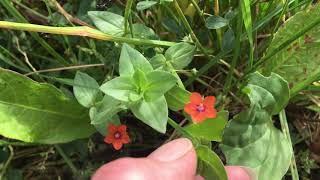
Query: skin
xmin=92 ymin=138 xmax=254 ymax=180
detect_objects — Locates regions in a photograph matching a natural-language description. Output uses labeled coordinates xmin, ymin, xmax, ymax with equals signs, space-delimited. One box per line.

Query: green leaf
xmin=205 ymin=16 xmax=229 ymax=29
xmin=136 ymin=1 xmax=158 ymax=11
xmin=185 ymin=111 xmax=228 ymax=142
xmin=144 ymin=71 xmax=177 ymax=101
xmin=246 ymin=73 xmax=289 ymax=115
xmin=73 ymin=71 xmax=100 ymax=108
xmin=119 ymin=44 xmax=153 ymax=76
xmin=89 ymin=95 xmax=124 ymax=125
xmin=165 ymin=85 xmax=190 ymax=111
xmin=196 ymin=145 xmax=228 ymax=180
xmin=130 ymin=23 xmax=159 ymax=40
xmin=100 ymin=76 xmax=138 ymax=102
xmin=88 ymin=11 xmax=125 ymax=36
xmin=130 ymin=96 xmax=168 ymax=133
xmin=133 ymin=69 xmax=148 ymax=91
xmin=222 ymin=28 xmax=235 ymax=52
xmin=220 ymin=72 xmax=292 ymax=180
xmin=150 ymin=54 xmax=167 ymax=69
xmin=262 ymin=4 xmax=320 ymax=89
xmin=0 ymin=69 xmax=95 ymax=144
xmin=165 ymin=42 xmax=196 ymax=69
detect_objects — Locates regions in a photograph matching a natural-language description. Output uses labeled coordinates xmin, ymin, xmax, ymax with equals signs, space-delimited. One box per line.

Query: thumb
xmin=92 ymin=138 xmax=198 ymax=180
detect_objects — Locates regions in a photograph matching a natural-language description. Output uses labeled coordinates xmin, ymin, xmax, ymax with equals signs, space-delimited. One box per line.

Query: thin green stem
xmin=13 ymin=0 xmax=48 ymax=20
xmin=54 ymin=144 xmax=78 ymax=176
xmin=0 ymin=0 xmax=69 ymax=65
xmin=173 ymin=0 xmax=207 ymax=55
xmin=214 ymin=0 xmax=222 ymax=49
xmin=223 ymin=12 xmax=242 ymax=96
xmin=189 ymin=0 xmax=215 ymax=43
xmin=0 ymin=21 xmax=176 ymax=47
xmin=279 ymin=110 xmax=299 ymax=180
xmin=167 ymin=118 xmax=195 ymax=142
xmin=0 ymin=140 xmax=38 ymax=146
xmin=272 ymin=0 xmax=290 ymax=35
xmin=0 ymin=146 xmax=14 ymax=179
xmin=124 ymin=0 xmax=134 ymax=35
xmin=184 ymin=50 xmax=230 ymax=86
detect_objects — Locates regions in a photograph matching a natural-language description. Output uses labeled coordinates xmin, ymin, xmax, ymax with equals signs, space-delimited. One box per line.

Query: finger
xmin=92 ymin=138 xmax=198 ymax=180
xmin=147 ymin=138 xmax=198 ymax=180
xmin=225 ymin=166 xmax=257 ymax=180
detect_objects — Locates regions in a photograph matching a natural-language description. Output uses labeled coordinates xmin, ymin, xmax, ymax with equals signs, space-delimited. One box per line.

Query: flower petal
xmin=203 ymin=96 xmax=216 ymax=107
xmin=184 ymin=103 xmax=198 ymax=116
xmin=107 ymin=124 xmax=117 ymax=133
xmin=104 ymin=135 xmax=114 ymax=144
xmin=113 ymin=141 xmax=123 ymax=150
xmin=122 ymin=134 xmax=130 ymax=144
xmin=190 ymin=92 xmax=202 ymax=104
xmin=118 ymin=125 xmax=127 ymax=133
xmin=192 ymin=113 xmax=207 ymax=123
xmin=205 ymin=107 xmax=217 ymax=118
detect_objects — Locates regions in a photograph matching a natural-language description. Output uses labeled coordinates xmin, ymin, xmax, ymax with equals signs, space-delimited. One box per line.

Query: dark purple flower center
xmin=196 ymin=104 xmax=206 ymax=112
xmin=114 ymin=131 xmax=122 ymax=139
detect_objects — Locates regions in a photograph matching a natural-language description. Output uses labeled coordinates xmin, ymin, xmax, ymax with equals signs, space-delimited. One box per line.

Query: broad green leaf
xmin=89 ymin=95 xmax=124 ymax=125
xmin=222 ymin=28 xmax=235 ymax=52
xmin=205 ymin=16 xmax=229 ymax=29
xmin=136 ymin=1 xmax=158 ymax=11
xmin=165 ymin=42 xmax=196 ymax=69
xmin=196 ymin=145 xmax=228 ymax=180
xmin=100 ymin=76 xmax=138 ymax=102
xmin=119 ymin=44 xmax=153 ymax=76
xmin=73 ymin=71 xmax=100 ymax=108
xmin=165 ymin=85 xmax=190 ymax=111
xmin=150 ymin=54 xmax=166 ymax=69
xmin=220 ymin=72 xmax=292 ymax=180
xmin=130 ymin=96 xmax=168 ymax=133
xmin=185 ymin=111 xmax=228 ymax=142
xmin=144 ymin=71 xmax=177 ymax=101
xmin=246 ymin=73 xmax=289 ymax=115
xmin=133 ymin=69 xmax=148 ymax=91
xmin=0 ymin=69 xmax=95 ymax=144
xmin=88 ymin=11 xmax=125 ymax=36
xmin=131 ymin=23 xmax=159 ymax=40
xmin=262 ymin=4 xmax=320 ymax=88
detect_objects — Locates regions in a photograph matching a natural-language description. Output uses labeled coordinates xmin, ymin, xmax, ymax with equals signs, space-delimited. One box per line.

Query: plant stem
xmin=0 ymin=140 xmax=38 ymax=146
xmin=223 ymin=12 xmax=242 ymax=96
xmin=167 ymin=118 xmax=195 ymax=142
xmin=13 ymin=0 xmax=48 ymax=20
xmin=124 ymin=0 xmax=134 ymax=35
xmin=0 ymin=145 xmax=14 ymax=179
xmin=189 ymin=0 xmax=215 ymax=44
xmin=214 ymin=0 xmax=222 ymax=49
xmin=173 ymin=0 xmax=207 ymax=54
xmin=0 ymin=0 xmax=69 ymax=65
xmin=54 ymin=144 xmax=78 ymax=176
xmin=24 ymin=63 xmax=105 ymax=76
xmin=279 ymin=110 xmax=299 ymax=180
xmin=184 ymin=50 xmax=230 ymax=86
xmin=0 ymin=21 xmax=176 ymax=47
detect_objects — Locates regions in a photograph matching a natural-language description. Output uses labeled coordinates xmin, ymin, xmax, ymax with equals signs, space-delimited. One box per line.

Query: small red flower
xmin=104 ymin=124 xmax=130 ymax=150
xmin=184 ymin=92 xmax=217 ymax=123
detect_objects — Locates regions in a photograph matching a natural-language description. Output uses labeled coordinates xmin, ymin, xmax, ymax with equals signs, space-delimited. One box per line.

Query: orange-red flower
xmin=104 ymin=124 xmax=130 ymax=150
xmin=184 ymin=92 xmax=217 ymax=123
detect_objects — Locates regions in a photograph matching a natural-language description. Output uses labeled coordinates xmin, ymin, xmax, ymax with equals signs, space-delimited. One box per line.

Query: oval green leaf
xmin=0 ymin=69 xmax=95 ymax=144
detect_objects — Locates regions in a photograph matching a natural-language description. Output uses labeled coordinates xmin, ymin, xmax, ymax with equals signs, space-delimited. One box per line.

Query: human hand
xmin=92 ymin=138 xmax=256 ymax=180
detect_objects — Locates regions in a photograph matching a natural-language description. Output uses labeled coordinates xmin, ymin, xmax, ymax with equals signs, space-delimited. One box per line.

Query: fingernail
xmin=148 ymin=138 xmax=193 ymax=162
